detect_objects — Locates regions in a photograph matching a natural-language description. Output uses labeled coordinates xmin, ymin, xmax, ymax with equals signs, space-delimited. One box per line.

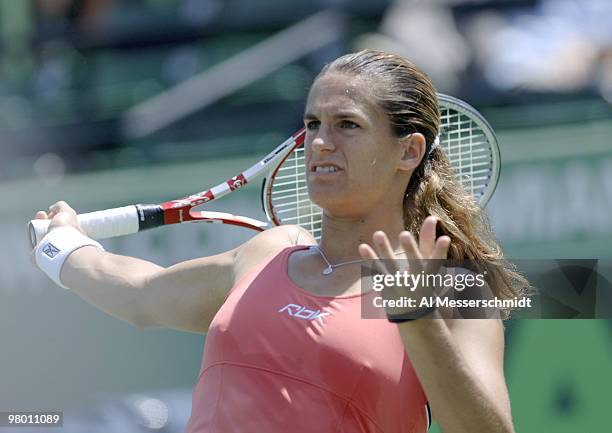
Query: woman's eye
xmin=305 ymin=120 xmax=320 ymax=130
xmin=340 ymin=120 xmax=359 ymax=129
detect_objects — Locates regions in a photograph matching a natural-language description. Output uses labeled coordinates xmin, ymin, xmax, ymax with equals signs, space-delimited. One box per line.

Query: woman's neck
xmin=317 ymin=211 xmax=406 ymax=263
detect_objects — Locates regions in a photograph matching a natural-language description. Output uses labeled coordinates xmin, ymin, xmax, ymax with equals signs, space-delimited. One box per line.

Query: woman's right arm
xmin=33 ymin=201 xmax=309 ymax=333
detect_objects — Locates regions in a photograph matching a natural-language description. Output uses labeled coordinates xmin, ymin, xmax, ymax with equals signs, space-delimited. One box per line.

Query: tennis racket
xmin=28 ymin=94 xmax=500 ymax=247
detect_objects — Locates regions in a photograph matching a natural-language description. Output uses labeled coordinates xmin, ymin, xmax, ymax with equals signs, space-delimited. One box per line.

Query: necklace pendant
xmin=322 ymin=266 xmax=333 ymax=275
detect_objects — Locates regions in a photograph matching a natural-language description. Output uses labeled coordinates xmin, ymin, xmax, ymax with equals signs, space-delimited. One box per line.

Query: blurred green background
xmin=0 ymin=1 xmax=611 ymax=432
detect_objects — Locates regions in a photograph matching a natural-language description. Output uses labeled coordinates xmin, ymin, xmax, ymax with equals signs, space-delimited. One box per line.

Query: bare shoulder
xmin=233 ymin=225 xmax=316 ymax=281
xmin=140 ymin=225 xmax=316 ymax=333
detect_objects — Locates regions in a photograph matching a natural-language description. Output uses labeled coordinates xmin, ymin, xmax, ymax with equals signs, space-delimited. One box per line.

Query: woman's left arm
xmin=358 ymin=216 xmax=515 ymax=433
xmin=398 ymin=316 xmax=514 ymax=433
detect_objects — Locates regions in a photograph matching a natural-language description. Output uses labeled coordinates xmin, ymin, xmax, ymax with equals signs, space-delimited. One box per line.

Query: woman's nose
xmin=311 ymin=129 xmax=335 ymax=152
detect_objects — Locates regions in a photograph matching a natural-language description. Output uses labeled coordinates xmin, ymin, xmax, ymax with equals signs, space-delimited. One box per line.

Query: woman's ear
xmin=398 ymin=133 xmax=426 ymax=172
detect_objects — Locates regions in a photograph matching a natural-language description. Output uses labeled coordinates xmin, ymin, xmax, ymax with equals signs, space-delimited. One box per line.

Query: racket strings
xmin=269 ymin=148 xmax=322 ymax=235
xmin=440 ymin=108 xmax=493 ymax=200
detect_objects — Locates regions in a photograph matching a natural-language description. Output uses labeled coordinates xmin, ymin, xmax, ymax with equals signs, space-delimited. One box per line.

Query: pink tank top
xmin=185 ymin=246 xmax=430 ymax=433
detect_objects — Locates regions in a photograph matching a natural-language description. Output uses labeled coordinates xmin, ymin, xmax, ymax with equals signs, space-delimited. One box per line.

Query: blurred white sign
xmin=489 ymin=156 xmax=612 ymax=243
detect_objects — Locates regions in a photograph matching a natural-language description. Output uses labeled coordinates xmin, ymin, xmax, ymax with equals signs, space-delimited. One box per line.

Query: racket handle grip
xmin=29 ymin=205 xmax=144 ymax=248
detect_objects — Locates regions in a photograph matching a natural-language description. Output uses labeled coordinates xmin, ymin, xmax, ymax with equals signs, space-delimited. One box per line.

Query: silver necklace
xmin=310 ymin=245 xmax=405 ymax=275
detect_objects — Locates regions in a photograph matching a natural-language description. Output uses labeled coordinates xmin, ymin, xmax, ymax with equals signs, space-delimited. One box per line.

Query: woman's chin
xmin=309 ymin=190 xmax=344 ymax=208
xmin=310 ymin=195 xmax=362 ymax=219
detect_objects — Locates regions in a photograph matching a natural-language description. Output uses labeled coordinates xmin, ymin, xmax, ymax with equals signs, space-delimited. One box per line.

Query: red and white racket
xmin=28 ymin=94 xmax=500 ymax=247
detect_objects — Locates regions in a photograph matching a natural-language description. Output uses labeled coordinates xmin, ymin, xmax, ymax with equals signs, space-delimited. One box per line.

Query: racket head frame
xmin=261 ymin=93 xmax=501 ymax=237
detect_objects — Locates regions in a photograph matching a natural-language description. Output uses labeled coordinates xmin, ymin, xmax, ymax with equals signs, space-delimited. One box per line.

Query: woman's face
xmin=303 ymin=72 xmax=417 ymax=218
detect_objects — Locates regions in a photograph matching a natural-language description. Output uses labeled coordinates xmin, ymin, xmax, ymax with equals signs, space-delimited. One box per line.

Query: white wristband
xmin=35 ymin=226 xmax=104 ymax=289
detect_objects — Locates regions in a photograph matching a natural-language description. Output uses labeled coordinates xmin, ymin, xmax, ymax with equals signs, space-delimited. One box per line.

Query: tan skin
xmin=32 ymin=72 xmax=514 ymax=433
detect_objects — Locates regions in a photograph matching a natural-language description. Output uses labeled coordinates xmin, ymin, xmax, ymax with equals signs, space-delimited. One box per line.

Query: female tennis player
xmin=32 ymin=50 xmax=524 ymax=433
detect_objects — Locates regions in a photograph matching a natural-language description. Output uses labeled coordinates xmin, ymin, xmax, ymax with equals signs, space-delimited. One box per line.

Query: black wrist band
xmin=386 ymin=306 xmax=437 ymax=323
